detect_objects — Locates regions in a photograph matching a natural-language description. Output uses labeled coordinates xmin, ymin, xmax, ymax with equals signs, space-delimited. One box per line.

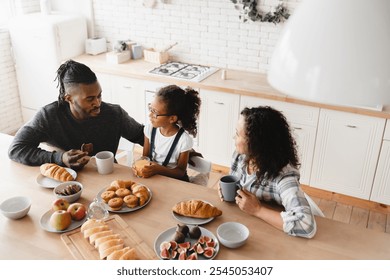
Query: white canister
xmin=40 ymin=0 xmax=52 ymax=15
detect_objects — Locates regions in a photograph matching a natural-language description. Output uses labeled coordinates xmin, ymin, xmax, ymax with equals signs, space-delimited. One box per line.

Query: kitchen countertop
xmin=74 ymin=54 xmax=390 ymax=119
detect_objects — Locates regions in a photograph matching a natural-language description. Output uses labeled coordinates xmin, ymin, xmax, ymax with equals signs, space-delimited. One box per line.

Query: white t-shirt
xmin=144 ymin=123 xmax=193 ymax=168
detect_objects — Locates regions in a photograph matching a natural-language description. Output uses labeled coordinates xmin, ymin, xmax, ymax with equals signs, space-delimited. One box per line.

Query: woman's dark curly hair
xmin=55 ymin=60 xmax=97 ymax=105
xmin=156 ymin=85 xmax=201 ymax=137
xmin=241 ymin=106 xmax=300 ymax=180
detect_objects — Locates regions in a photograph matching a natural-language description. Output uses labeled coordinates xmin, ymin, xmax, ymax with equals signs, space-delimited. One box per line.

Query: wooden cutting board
xmin=61 ymin=215 xmax=158 ymax=260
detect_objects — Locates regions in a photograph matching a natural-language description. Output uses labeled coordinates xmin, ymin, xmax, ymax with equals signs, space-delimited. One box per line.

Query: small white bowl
xmin=53 ymin=181 xmax=83 ymax=203
xmin=0 ymin=196 xmax=31 ymax=219
xmin=217 ymin=222 xmax=249 ymax=249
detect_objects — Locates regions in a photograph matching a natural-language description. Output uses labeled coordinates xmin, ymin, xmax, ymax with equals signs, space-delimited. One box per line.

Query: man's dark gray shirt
xmin=8 ymin=101 xmax=144 ymax=166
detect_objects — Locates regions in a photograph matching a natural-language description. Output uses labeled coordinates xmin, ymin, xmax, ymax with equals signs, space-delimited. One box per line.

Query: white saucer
xmin=39 ymin=209 xmax=86 ymax=233
xmin=36 ymin=168 xmax=77 ymax=189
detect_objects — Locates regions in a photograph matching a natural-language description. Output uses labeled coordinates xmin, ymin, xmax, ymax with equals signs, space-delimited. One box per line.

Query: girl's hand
xmin=141 ymin=162 xmax=158 ymax=178
xmin=235 ymin=188 xmax=262 ymax=215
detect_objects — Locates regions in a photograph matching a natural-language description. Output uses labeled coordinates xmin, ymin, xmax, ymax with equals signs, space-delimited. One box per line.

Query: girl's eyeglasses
xmin=148 ymin=104 xmax=172 ymax=119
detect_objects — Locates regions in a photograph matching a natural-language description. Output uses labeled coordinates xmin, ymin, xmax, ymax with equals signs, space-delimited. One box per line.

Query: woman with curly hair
xmin=140 ymin=85 xmax=201 ymax=181
xmin=219 ymin=106 xmax=316 ymax=238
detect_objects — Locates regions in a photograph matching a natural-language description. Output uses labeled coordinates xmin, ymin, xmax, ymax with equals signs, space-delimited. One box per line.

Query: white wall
xmin=0 ymin=30 xmax=23 ymax=134
xmin=0 ymin=0 xmax=300 ymax=133
xmin=92 ymin=0 xmax=300 ymax=73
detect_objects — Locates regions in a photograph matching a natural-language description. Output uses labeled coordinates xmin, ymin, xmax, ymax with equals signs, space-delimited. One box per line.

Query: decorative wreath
xmin=230 ymin=0 xmax=290 ymax=24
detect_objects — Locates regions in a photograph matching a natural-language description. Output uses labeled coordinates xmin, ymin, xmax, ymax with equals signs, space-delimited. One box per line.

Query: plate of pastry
xmin=171 ymin=199 xmax=222 ymax=225
xmin=96 ymin=181 xmax=152 ymax=213
xmin=39 ymin=209 xmax=87 ymax=233
xmin=154 ymin=225 xmax=219 ymax=260
xmin=36 ymin=168 xmax=77 ymax=189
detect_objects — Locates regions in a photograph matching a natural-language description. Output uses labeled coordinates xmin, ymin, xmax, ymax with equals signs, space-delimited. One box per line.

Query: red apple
xmin=52 ymin=198 xmax=70 ymax=211
xmin=67 ymin=202 xmax=87 ymax=221
xmin=49 ymin=210 xmax=72 ymax=231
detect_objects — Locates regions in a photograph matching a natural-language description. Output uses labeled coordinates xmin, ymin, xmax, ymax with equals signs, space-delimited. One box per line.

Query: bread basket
xmin=143 ymin=49 xmax=169 ymax=64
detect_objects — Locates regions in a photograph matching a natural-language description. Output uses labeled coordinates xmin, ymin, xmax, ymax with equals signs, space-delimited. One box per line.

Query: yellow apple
xmin=49 ymin=210 xmax=72 ymax=231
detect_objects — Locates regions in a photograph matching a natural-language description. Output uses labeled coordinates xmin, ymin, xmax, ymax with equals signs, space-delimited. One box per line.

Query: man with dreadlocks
xmin=8 ymin=60 xmax=144 ymax=170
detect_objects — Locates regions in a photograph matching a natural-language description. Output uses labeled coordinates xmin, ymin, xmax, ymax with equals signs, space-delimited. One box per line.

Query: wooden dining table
xmin=1 ymin=132 xmax=390 ymax=260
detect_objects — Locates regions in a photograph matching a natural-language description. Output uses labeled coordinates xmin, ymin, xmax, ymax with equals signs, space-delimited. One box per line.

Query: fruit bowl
xmin=0 ymin=196 xmax=31 ymax=220
xmin=53 ymin=181 xmax=83 ymax=203
xmin=216 ymin=222 xmax=249 ymax=249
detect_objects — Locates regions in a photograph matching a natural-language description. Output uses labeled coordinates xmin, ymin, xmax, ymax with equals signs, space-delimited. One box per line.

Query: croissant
xmin=172 ymin=200 xmax=222 ymax=219
xmin=40 ymin=163 xmax=73 ymax=182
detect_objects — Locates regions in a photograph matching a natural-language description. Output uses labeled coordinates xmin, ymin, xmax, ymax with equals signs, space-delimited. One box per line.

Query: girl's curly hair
xmin=241 ymin=106 xmax=300 ymax=180
xmin=156 ymin=85 xmax=201 ymax=137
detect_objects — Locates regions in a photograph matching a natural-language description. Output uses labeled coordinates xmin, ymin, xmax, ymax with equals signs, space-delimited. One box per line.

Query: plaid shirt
xmin=230 ymin=152 xmax=317 ymax=238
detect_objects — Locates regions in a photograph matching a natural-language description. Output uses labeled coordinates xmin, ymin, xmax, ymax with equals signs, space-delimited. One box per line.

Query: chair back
xmin=188 ymin=156 xmax=212 ymax=174
xmin=304 ymin=193 xmax=325 ymax=217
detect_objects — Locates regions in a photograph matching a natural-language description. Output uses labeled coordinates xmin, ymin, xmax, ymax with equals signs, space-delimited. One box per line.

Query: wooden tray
xmin=61 ymin=215 xmax=158 ymax=260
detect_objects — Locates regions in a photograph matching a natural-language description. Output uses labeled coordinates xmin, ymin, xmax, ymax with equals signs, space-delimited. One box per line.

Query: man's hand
xmin=62 ymin=149 xmax=89 ymax=171
xmin=188 ymin=148 xmax=203 ymax=166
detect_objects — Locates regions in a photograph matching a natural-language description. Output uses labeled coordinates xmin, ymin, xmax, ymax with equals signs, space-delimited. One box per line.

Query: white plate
xmin=96 ymin=185 xmax=152 ymax=213
xmin=172 ymin=199 xmax=215 ymax=225
xmin=154 ymin=226 xmax=219 ymax=260
xmin=39 ymin=209 xmax=86 ymax=233
xmin=36 ymin=168 xmax=77 ymax=189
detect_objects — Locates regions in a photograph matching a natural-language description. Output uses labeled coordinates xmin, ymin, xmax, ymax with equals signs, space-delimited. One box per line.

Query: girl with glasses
xmin=139 ymin=85 xmax=201 ymax=181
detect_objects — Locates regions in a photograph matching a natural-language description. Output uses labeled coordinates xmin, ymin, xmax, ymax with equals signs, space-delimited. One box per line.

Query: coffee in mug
xmin=219 ymin=175 xmax=240 ymax=202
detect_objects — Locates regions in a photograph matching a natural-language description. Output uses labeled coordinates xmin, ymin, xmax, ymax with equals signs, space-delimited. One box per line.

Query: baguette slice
xmin=106 ymin=247 xmax=131 ymax=260
xmin=119 ymin=248 xmax=138 ymax=260
xmin=98 ymin=239 xmax=124 ymax=254
xmin=80 ymin=219 xmax=106 ymax=233
xmin=100 ymin=244 xmax=124 ymax=260
xmin=83 ymin=225 xmax=109 ymax=239
xmin=40 ymin=163 xmax=73 ymax=182
xmin=89 ymin=230 xmax=114 ymax=245
xmin=94 ymin=234 xmax=121 ymax=249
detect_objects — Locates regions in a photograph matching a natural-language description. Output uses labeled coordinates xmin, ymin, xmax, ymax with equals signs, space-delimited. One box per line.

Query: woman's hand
xmin=235 ymin=188 xmax=262 ymax=216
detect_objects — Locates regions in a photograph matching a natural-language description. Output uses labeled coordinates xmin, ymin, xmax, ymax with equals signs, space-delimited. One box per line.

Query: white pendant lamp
xmin=267 ymin=0 xmax=390 ymax=110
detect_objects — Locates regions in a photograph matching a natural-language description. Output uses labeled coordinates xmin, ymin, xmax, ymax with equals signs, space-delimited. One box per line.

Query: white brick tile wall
xmin=93 ymin=0 xmax=300 ymax=72
xmin=0 ymin=0 xmax=300 ymax=133
xmin=0 ymin=30 xmax=23 ymax=134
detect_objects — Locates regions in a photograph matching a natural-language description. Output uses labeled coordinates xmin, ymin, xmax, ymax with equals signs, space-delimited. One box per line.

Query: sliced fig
xmin=187 ymin=252 xmax=198 ymax=260
xmin=197 ymin=236 xmax=205 ymax=245
xmin=196 ymin=243 xmax=204 ymax=254
xmin=203 ymin=235 xmax=212 ymax=243
xmin=203 ymin=247 xmax=215 ymax=259
xmin=177 ymin=247 xmax=187 ymax=254
xmin=159 ymin=241 xmax=171 ymax=251
xmin=189 ymin=242 xmax=198 ymax=252
xmin=160 ymin=247 xmax=170 ymax=259
xmin=178 ymin=251 xmax=187 ymax=260
xmin=169 ymin=240 xmax=178 ymax=250
xmin=206 ymin=241 xmax=216 ymax=248
xmin=178 ymin=241 xmax=191 ymax=249
xmin=171 ymin=250 xmax=178 ymax=259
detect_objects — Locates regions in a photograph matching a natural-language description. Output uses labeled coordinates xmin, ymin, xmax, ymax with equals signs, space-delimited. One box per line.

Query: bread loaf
xmin=40 ymin=163 xmax=73 ymax=182
xmin=172 ymin=200 xmax=222 ymax=219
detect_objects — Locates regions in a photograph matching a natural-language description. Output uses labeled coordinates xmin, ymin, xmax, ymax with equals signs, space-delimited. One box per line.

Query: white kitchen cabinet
xmin=371 ymin=121 xmax=390 ymax=204
xmin=239 ymin=96 xmax=319 ymax=185
xmin=198 ymin=90 xmax=240 ymax=166
xmin=111 ymin=76 xmax=146 ymax=124
xmin=96 ymin=72 xmax=112 ymax=103
xmin=310 ymin=109 xmax=385 ymax=199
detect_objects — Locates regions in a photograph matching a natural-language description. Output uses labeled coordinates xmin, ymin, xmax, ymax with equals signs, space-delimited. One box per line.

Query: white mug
xmin=92 ymin=151 xmax=114 ymax=175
